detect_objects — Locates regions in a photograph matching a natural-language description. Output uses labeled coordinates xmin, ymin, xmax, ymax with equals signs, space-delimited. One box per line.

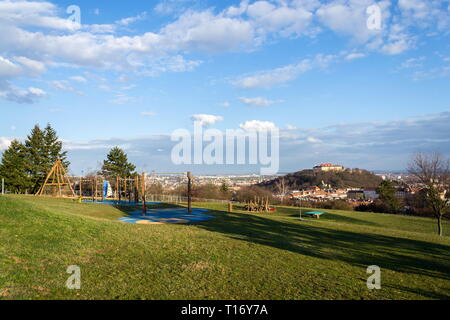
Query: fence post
xmin=1 ymin=178 xmax=4 ymax=195
xmin=187 ymin=172 xmax=193 ymax=214
xmin=141 ymin=172 xmax=146 ymax=216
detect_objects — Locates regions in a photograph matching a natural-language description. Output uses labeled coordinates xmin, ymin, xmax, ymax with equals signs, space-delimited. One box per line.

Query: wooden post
xmin=228 ymin=202 xmax=233 ymax=213
xmin=79 ymin=176 xmax=83 ymax=197
xmin=187 ymin=171 xmax=193 ymax=214
xmin=94 ymin=177 xmax=98 ymax=202
xmin=141 ymin=172 xmax=146 ymax=216
xmin=134 ymin=175 xmax=139 ymax=203
xmin=116 ymin=176 xmax=119 ymax=202
xmin=118 ymin=177 xmax=121 ymax=204
xmin=92 ymin=177 xmax=95 ymax=202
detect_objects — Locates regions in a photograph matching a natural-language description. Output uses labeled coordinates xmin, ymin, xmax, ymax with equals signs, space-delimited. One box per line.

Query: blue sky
xmin=1 ymin=0 xmax=450 ymax=174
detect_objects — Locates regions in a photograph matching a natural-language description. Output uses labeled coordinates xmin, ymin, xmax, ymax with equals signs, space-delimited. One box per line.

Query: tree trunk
xmin=437 ymin=215 xmax=443 ymax=236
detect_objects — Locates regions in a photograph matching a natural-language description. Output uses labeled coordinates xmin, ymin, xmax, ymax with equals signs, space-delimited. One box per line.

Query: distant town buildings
xmin=313 ymin=163 xmax=345 ymax=172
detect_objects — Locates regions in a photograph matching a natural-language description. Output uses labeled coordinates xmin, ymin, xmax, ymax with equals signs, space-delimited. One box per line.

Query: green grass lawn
xmin=1 ymin=195 xmax=449 ymax=300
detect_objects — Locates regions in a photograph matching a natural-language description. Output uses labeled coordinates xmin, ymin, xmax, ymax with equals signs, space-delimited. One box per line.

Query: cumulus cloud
xmin=238 ymin=96 xmax=284 ymax=107
xmin=1 ymin=0 xmax=449 ymax=104
xmin=240 ymin=120 xmax=277 ymax=131
xmin=191 ymin=114 xmax=224 ymax=126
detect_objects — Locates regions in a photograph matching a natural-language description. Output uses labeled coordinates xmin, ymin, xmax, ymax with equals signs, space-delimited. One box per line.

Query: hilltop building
xmin=313 ymin=163 xmax=345 ymax=172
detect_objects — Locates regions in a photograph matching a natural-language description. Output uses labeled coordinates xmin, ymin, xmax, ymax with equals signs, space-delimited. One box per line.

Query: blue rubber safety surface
xmin=117 ymin=208 xmax=214 ymax=225
xmin=82 ymin=200 xmax=162 ymax=206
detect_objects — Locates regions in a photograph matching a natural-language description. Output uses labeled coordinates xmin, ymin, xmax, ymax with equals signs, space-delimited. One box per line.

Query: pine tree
xmin=24 ymin=125 xmax=46 ymax=193
xmin=43 ymin=124 xmax=69 ymax=172
xmin=100 ymin=147 xmax=136 ymax=179
xmin=23 ymin=124 xmax=69 ymax=193
xmin=0 ymin=140 xmax=31 ymax=193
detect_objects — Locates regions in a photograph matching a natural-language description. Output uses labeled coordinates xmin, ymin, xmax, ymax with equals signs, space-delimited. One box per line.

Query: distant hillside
xmin=258 ymin=169 xmax=383 ymax=191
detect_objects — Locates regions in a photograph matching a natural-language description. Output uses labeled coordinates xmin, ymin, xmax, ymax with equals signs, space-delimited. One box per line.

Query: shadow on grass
xmin=196 ymin=209 xmax=450 ymax=282
xmin=286 ymin=211 xmax=380 ymax=227
xmin=112 ymin=202 xmax=185 ymax=213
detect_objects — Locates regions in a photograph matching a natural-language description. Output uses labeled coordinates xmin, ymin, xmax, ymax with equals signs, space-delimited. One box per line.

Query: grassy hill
xmin=259 ymin=169 xmax=383 ymax=191
xmin=0 ymin=195 xmax=449 ymax=300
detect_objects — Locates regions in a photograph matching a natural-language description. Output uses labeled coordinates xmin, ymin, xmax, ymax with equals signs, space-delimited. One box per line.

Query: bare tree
xmin=408 ymin=152 xmax=450 ymax=236
xmin=276 ymin=177 xmax=288 ymax=204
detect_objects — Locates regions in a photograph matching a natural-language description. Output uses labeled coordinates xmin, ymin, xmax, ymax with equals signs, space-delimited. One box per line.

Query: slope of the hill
xmin=259 ymin=169 xmax=383 ymax=191
xmin=0 ymin=195 xmax=449 ymax=300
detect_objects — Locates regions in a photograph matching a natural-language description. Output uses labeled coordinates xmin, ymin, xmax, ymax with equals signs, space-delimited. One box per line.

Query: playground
xmin=34 ymin=160 xmax=215 ymax=224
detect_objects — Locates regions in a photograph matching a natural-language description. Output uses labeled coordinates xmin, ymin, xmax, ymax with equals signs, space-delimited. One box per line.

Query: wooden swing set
xmin=35 ymin=160 xmax=194 ymax=214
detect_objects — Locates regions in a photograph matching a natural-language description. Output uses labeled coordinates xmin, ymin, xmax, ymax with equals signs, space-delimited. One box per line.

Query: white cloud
xmin=51 ymin=80 xmax=83 ymax=95
xmin=240 ymin=120 xmax=277 ymax=131
xmin=399 ymin=56 xmax=425 ymax=69
xmin=286 ymin=124 xmax=298 ymax=130
xmin=0 ymin=0 xmax=449 ymax=105
xmin=238 ymin=97 xmax=284 ymax=107
xmin=110 ymin=93 xmax=136 ymax=104
xmin=0 ymin=56 xmax=22 ymax=78
xmin=116 ymin=12 xmax=147 ymax=26
xmin=345 ymin=52 xmax=366 ymax=60
xmin=0 ymin=137 xmax=12 ymax=150
xmin=307 ymin=136 xmax=322 ymax=143
xmin=191 ymin=114 xmax=224 ymax=126
xmin=0 ymin=82 xmax=47 ymax=104
xmin=0 ymin=0 xmax=80 ymax=31
xmin=85 ymin=24 xmax=116 ymax=34
xmin=245 ymin=0 xmax=315 ymax=38
xmin=69 ymin=75 xmax=87 ymax=83
xmin=234 ymin=54 xmax=336 ymax=88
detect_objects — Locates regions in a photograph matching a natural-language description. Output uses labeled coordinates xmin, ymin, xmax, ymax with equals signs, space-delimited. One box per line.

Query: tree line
xmin=0 ymin=124 xmax=137 ymax=194
xmin=0 ymin=124 xmax=68 ymax=194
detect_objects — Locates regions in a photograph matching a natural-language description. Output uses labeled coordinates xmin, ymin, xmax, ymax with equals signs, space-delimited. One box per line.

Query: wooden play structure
xmin=35 ymin=162 xmax=195 ymax=214
xmin=244 ymin=196 xmax=275 ymax=213
xmin=35 ymin=159 xmax=76 ymax=197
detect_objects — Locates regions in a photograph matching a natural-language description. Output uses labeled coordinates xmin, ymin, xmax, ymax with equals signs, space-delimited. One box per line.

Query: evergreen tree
xmin=0 ymin=140 xmax=31 ymax=193
xmin=23 ymin=124 xmax=69 ymax=193
xmin=24 ymin=125 xmax=46 ymax=193
xmin=100 ymin=147 xmax=136 ymax=179
xmin=43 ymin=124 xmax=69 ymax=172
